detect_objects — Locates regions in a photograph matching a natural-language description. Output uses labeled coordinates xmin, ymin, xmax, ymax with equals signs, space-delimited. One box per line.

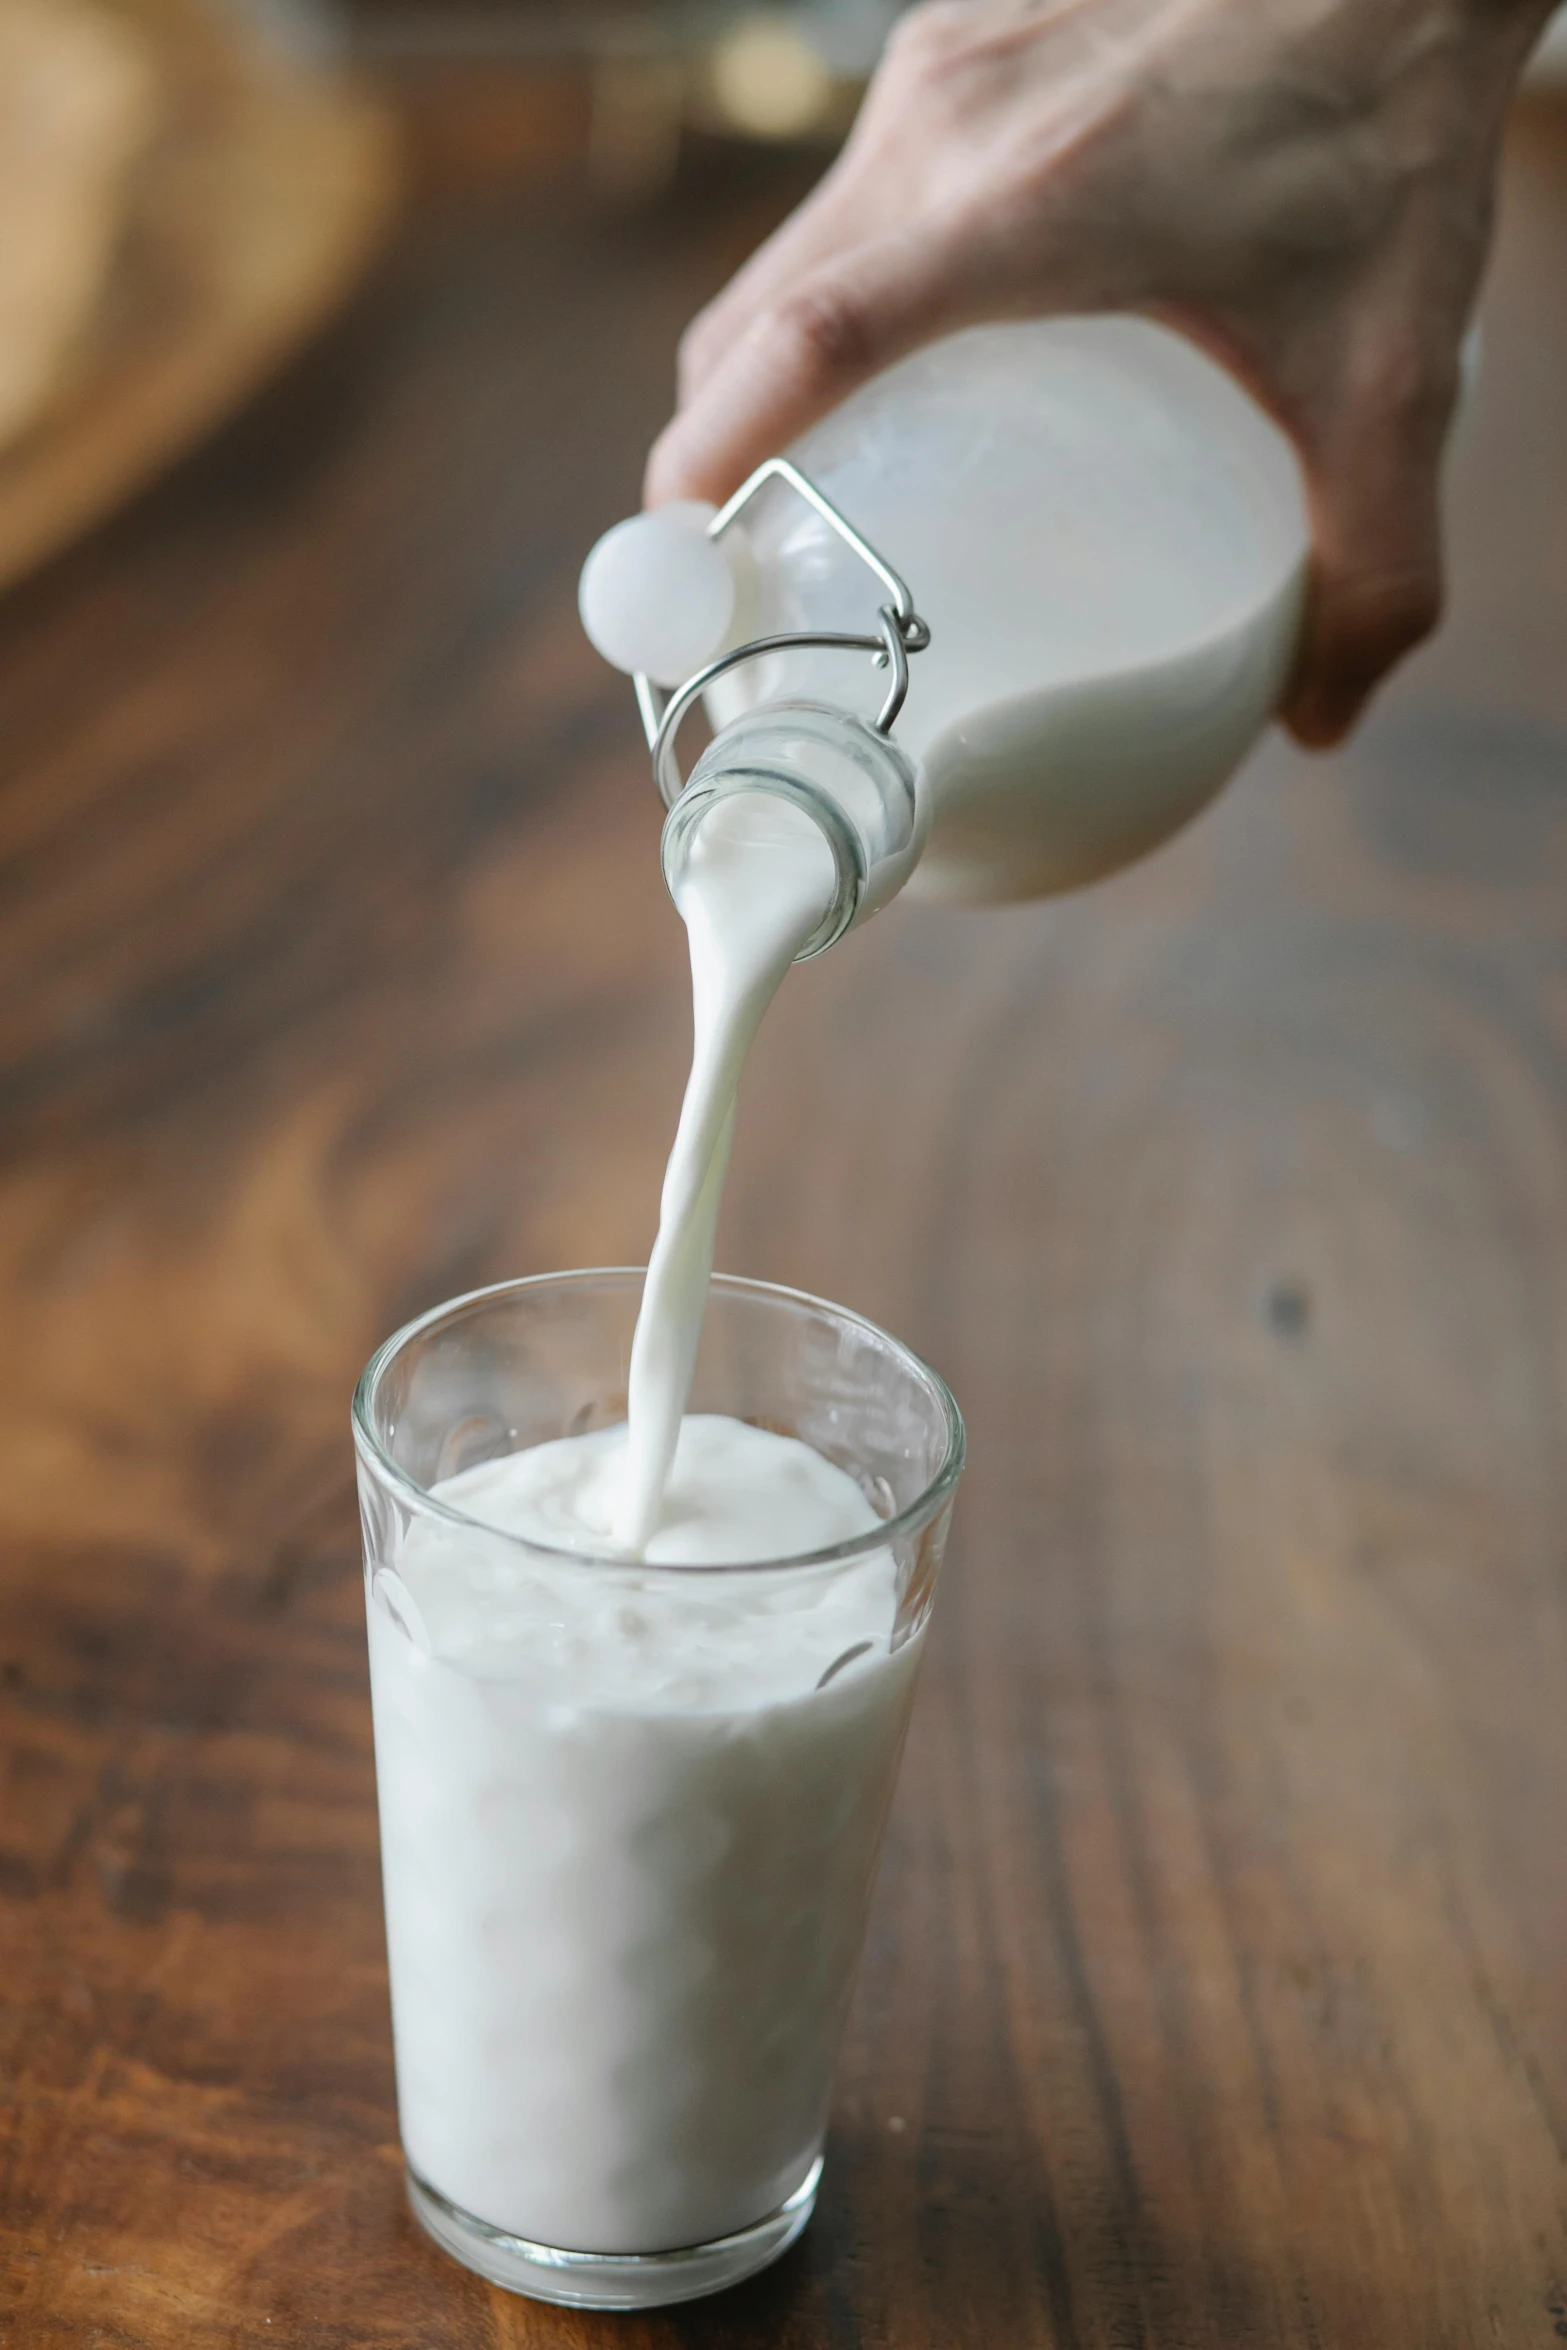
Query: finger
xmin=672 ymin=11 xmax=945 ymax=405
xmin=676 ymin=171 xmax=872 ymax=408
xmin=1281 ymin=398 xmax=1447 ymax=747
xmin=645 ymin=230 xmax=979 ymax=507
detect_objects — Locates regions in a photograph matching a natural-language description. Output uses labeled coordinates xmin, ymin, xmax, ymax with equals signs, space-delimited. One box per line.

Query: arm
xmin=646 ymin=0 xmax=1554 ymax=744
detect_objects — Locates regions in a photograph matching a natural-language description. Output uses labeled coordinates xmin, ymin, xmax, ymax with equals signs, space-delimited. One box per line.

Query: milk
xmin=369 ymin=1414 xmax=922 ymax=2254
xmin=615 ymin=789 xmax=836 ymax=1551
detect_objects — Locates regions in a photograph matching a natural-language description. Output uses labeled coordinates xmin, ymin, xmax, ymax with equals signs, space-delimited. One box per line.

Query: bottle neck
xmin=660 ymin=701 xmax=926 ymax=961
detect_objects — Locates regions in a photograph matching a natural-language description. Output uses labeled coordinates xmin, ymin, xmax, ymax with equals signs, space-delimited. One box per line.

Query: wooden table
xmin=3 ymin=84 xmax=1566 ymax=2350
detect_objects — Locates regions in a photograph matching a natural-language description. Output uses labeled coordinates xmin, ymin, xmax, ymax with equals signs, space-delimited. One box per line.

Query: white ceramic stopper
xmin=578 ymin=502 xmax=736 ymax=686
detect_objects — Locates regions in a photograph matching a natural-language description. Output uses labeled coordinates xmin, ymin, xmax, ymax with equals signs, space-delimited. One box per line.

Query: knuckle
xmin=1336 ymin=561 xmax=1444 ymax=668
xmin=882 ymin=1 xmax=971 ymax=80
xmin=1289 ymin=550 xmax=1444 ymax=747
xmin=770 ymin=278 xmax=875 ymax=389
xmin=1379 ymin=573 xmax=1444 ymax=655
xmin=1358 ymin=337 xmax=1460 ymax=444
xmin=1382 ymin=361 xmax=1455 ymax=440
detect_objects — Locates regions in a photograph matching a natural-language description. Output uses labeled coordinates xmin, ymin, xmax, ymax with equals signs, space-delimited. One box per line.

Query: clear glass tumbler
xmin=353 ymin=1269 xmax=964 ymax=2311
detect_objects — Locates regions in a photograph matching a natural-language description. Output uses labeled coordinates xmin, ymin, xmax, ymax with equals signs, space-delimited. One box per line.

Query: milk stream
xmin=370 ymin=1416 xmax=921 ymax=2253
xmin=614 ymin=790 xmax=837 ymax=1552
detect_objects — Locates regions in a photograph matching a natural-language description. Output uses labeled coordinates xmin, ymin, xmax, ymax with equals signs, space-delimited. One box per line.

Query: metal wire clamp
xmin=633 ymin=456 xmax=931 ymax=812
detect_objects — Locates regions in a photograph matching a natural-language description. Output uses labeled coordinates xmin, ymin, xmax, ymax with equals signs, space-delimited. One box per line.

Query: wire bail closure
xmin=633 ymin=457 xmax=931 ymax=812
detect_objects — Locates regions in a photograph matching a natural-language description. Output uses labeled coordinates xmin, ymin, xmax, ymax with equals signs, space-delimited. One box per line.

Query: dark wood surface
xmin=3 ymin=84 xmax=1567 ymax=2350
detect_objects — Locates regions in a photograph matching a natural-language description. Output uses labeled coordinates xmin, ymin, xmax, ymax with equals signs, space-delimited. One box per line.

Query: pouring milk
xmin=614 ymin=792 xmax=839 ymax=1549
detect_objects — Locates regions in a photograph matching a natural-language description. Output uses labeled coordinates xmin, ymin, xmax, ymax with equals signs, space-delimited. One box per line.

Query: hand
xmin=646 ymin=0 xmax=1550 ymax=745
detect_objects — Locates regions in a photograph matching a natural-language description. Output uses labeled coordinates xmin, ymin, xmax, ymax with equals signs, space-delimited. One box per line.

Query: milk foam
xmin=388 ymin=1414 xmax=892 ymax=1706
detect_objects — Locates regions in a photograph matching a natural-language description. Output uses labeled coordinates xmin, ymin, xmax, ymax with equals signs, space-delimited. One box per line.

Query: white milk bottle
xmin=580 ymin=315 xmax=1309 ymax=913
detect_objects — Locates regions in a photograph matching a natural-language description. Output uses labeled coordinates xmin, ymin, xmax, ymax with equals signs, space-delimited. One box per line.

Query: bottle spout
xmin=660 ymin=701 xmax=928 ymax=961
xmin=613 ymin=457 xmax=930 ymax=801
xmin=582 ymin=457 xmax=934 ymax=955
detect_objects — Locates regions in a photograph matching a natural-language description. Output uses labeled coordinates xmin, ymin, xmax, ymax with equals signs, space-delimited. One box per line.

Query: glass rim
xmin=351 ymin=1267 xmax=966 ymax=1576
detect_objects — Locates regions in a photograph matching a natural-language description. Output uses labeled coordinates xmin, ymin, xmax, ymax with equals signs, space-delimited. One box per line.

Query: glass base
xmin=405 ymin=2157 xmax=822 ymax=2310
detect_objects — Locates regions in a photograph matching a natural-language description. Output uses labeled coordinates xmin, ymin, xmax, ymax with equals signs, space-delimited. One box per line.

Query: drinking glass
xmin=353 ymin=1268 xmax=963 ymax=2310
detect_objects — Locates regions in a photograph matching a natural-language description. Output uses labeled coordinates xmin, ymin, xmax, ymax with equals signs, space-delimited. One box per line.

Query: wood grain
xmin=1 ymin=87 xmax=1566 ymax=2350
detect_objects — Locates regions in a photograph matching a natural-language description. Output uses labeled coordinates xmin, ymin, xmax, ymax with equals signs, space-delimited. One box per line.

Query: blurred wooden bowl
xmin=0 ymin=0 xmax=398 ymax=596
